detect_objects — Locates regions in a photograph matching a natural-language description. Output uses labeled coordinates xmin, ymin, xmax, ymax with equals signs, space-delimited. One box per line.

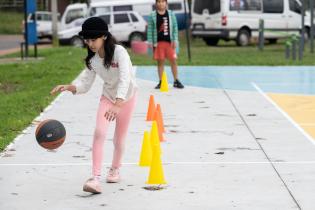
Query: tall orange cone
xmin=138 ymin=131 xmax=152 ymax=167
xmin=146 ymin=95 xmax=155 ymax=121
xmin=160 ymin=71 xmax=169 ymax=92
xmin=150 ymin=121 xmax=161 ymax=154
xmin=154 ymin=106 xmax=164 ymax=141
xmin=146 ymin=144 xmax=167 ymax=185
xmin=156 ymin=104 xmax=165 ymax=133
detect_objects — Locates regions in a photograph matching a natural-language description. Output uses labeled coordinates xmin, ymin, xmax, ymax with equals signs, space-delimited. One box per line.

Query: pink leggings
xmin=92 ymin=93 xmax=137 ymax=176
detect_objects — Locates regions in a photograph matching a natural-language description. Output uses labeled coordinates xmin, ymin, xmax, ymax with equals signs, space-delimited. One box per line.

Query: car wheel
xmin=267 ymin=39 xmax=277 ymax=44
xmin=303 ymin=27 xmax=310 ymax=42
xmin=203 ymin=37 xmax=219 ymax=46
xmin=70 ymin=36 xmax=84 ymax=48
xmin=129 ymin=32 xmax=145 ymax=43
xmin=236 ymin=29 xmax=250 ymax=46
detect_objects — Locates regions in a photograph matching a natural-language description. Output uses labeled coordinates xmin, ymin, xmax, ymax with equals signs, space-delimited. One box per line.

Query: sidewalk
xmin=0 ymin=35 xmax=23 ymax=51
xmin=0 ymin=34 xmax=51 ymax=56
xmin=1 ymin=76 xmax=315 ymax=210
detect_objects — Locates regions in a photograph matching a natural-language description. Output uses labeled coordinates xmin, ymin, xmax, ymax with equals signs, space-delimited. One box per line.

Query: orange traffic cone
xmin=156 ymin=104 xmax=165 ymax=133
xmin=154 ymin=107 xmax=164 ymax=141
xmin=146 ymin=95 xmax=155 ymax=121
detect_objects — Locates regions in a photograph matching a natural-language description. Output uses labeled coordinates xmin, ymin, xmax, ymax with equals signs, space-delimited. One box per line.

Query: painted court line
xmin=251 ymin=82 xmax=315 ymax=146
xmin=251 ymin=82 xmax=314 ymax=85
xmin=2 ymin=161 xmax=315 ymax=166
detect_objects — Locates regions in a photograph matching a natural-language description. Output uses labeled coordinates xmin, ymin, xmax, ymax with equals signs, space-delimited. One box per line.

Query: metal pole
xmin=20 ymin=43 xmax=24 ymax=60
xmin=183 ymin=0 xmax=191 ymax=62
xmin=285 ymin=41 xmax=291 ymax=59
xmin=299 ymin=36 xmax=303 ymax=60
xmin=310 ymin=0 xmax=314 ymax=53
xmin=301 ymin=0 xmax=305 ymax=52
xmin=45 ymin=0 xmax=49 ymax=10
xmin=34 ymin=44 xmax=38 ymax=58
xmin=51 ymin=0 xmax=59 ymax=47
xmin=292 ymin=35 xmax=297 ymax=60
xmin=298 ymin=0 xmax=306 ymax=60
xmin=24 ymin=0 xmax=29 ymax=58
xmin=258 ymin=19 xmax=264 ymax=51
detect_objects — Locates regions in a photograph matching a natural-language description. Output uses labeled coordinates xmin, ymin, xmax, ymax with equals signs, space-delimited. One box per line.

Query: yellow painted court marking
xmin=268 ymin=93 xmax=315 ymax=140
xmin=252 ymin=82 xmax=315 ymax=146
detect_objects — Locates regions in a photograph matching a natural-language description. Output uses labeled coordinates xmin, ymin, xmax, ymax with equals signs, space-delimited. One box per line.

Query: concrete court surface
xmin=1 ymin=75 xmax=315 ymax=210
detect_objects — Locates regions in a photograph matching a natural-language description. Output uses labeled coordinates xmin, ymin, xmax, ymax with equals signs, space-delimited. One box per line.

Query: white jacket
xmin=73 ymin=45 xmax=137 ymax=102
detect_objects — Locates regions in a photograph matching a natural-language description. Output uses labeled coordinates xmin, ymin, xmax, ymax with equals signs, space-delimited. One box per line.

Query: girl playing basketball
xmin=51 ymin=17 xmax=137 ymax=194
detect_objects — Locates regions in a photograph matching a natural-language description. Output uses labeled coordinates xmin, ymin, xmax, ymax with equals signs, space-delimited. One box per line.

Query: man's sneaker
xmin=106 ymin=167 xmax=120 ymax=183
xmin=173 ymin=79 xmax=184 ymax=89
xmin=155 ymin=81 xmax=161 ymax=89
xmin=83 ymin=177 xmax=102 ymax=194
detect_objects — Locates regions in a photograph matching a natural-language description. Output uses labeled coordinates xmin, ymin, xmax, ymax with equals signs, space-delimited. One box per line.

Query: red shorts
xmin=154 ymin=41 xmax=177 ymax=61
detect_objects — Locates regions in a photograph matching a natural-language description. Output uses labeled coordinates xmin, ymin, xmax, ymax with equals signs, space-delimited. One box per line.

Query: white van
xmin=60 ymin=3 xmax=88 ymax=30
xmin=191 ymin=0 xmax=311 ymax=46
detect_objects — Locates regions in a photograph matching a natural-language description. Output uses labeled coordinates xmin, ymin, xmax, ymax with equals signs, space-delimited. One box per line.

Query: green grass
xmin=0 ymin=11 xmax=24 ymax=34
xmin=0 ymin=47 xmax=85 ymax=151
xmin=130 ymin=35 xmax=315 ymax=66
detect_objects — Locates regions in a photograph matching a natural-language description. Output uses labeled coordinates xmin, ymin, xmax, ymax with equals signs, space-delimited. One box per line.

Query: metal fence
xmin=0 ymin=0 xmax=24 ymax=9
xmin=0 ymin=0 xmax=51 ymax=11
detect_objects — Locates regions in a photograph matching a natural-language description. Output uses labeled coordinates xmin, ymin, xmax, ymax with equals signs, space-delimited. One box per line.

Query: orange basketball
xmin=35 ymin=119 xmax=66 ymax=150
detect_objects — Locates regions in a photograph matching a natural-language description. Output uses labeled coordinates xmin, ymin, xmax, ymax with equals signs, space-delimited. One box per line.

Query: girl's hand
xmin=50 ymin=85 xmax=76 ymax=95
xmin=105 ymin=105 xmax=121 ymax=121
xmin=104 ymin=98 xmax=124 ymax=121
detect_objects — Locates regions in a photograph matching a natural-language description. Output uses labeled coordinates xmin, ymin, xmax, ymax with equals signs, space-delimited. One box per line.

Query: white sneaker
xmin=83 ymin=177 xmax=102 ymax=194
xmin=106 ymin=167 xmax=120 ymax=183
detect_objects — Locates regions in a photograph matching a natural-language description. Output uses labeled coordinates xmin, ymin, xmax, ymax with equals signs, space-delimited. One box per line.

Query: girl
xmin=51 ymin=17 xmax=137 ymax=194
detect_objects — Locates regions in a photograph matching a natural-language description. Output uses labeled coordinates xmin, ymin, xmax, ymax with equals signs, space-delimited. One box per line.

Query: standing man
xmin=147 ymin=0 xmax=184 ymax=89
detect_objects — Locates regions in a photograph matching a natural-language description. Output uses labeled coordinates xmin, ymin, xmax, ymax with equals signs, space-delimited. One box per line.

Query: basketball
xmin=35 ymin=119 xmax=66 ymax=150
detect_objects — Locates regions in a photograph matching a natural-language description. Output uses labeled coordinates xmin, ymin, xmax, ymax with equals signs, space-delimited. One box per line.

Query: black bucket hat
xmin=78 ymin=17 xmax=110 ymax=39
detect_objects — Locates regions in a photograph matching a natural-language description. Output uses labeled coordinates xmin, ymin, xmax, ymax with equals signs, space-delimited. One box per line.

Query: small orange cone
xmin=138 ymin=131 xmax=152 ymax=167
xmin=154 ymin=107 xmax=164 ymax=141
xmin=156 ymin=104 xmax=165 ymax=133
xmin=146 ymin=144 xmax=166 ymax=185
xmin=146 ymin=95 xmax=155 ymax=121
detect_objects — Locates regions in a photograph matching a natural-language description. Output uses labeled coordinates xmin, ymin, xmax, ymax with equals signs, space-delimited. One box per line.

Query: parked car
xmin=191 ymin=0 xmax=312 ymax=46
xmin=58 ymin=11 xmax=147 ymax=47
xmin=22 ymin=11 xmax=60 ymax=40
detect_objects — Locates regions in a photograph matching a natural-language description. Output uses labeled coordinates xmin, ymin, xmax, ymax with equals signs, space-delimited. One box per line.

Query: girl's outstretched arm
xmin=50 ymin=84 xmax=77 ymax=95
